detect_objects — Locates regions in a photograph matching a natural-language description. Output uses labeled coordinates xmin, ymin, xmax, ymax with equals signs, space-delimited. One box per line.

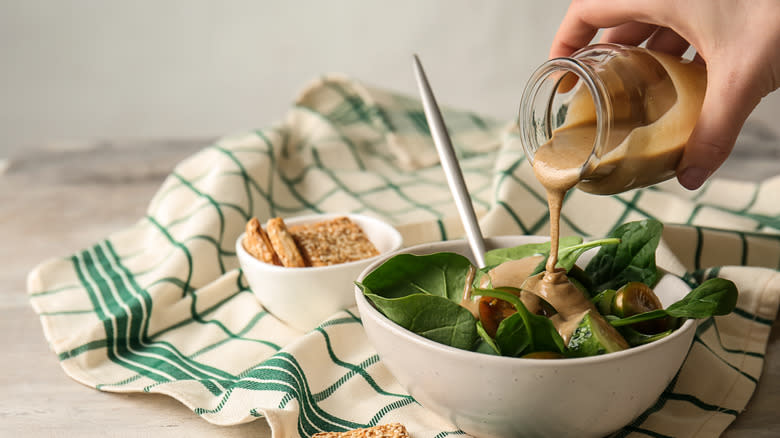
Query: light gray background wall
xmin=2 ymin=0 xmax=778 ymax=156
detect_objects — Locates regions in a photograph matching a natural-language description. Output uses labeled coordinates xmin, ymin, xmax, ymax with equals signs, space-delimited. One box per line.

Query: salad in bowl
xmin=357 ymin=219 xmax=737 ymax=359
xmin=354 ymin=219 xmax=738 ymax=437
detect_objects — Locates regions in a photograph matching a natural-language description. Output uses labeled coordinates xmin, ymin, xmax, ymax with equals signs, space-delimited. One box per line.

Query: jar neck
xmin=519 ymin=56 xmax=613 ymax=176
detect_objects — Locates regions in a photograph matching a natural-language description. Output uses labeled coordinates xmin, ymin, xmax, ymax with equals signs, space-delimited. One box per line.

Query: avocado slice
xmin=567 ymin=310 xmax=629 ymax=357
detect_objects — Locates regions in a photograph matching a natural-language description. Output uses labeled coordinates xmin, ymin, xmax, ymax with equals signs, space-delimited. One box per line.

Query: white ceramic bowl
xmin=237 ymin=213 xmax=402 ymax=332
xmin=355 ymin=236 xmax=695 ymax=438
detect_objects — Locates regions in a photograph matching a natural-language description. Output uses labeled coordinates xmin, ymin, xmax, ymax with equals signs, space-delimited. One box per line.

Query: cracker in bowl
xmin=266 ymin=217 xmax=307 ymax=268
xmin=291 ymin=216 xmax=380 ymax=266
xmin=243 ymin=218 xmax=281 ymax=266
xmin=243 ymin=216 xmax=380 ymax=268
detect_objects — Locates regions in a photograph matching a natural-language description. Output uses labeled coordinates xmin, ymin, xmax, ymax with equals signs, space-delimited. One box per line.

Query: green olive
xmin=612 ymin=282 xmax=662 ymax=316
xmin=612 ymin=282 xmax=668 ymax=334
xmin=592 ymin=288 xmax=617 ymax=315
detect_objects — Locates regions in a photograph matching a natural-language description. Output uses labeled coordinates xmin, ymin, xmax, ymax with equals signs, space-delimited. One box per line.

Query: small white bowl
xmin=237 ymin=213 xmax=402 ymax=332
xmin=355 ymin=236 xmax=695 ymax=438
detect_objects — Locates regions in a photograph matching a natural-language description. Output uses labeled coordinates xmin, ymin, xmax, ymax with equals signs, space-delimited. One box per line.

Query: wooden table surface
xmin=2 ymin=138 xmax=778 ymax=437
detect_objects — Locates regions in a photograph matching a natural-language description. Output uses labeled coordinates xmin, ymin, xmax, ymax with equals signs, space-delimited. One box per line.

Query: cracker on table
xmin=311 ymin=423 xmax=409 ymax=438
xmin=266 ymin=217 xmax=307 ymax=268
xmin=290 ymin=216 xmax=380 ymax=267
xmin=243 ymin=217 xmax=281 ymax=266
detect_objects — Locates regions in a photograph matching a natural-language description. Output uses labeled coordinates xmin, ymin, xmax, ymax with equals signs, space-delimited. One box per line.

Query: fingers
xmin=646 ymin=28 xmax=691 ymax=57
xmin=677 ymin=67 xmax=761 ymax=189
xmin=550 ymin=0 xmax=684 ymax=58
xmin=600 ymin=24 xmax=691 ymax=59
xmin=600 ymin=22 xmax=658 ymax=46
xmin=549 ymin=7 xmax=599 ymax=58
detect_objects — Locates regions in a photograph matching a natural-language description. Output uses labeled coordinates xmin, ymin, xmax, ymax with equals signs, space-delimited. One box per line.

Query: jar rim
xmin=518 ymin=55 xmax=611 ymax=176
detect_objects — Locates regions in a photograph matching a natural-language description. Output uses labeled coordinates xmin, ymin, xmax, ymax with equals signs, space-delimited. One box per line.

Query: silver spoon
xmin=412 ymin=55 xmax=487 ymax=268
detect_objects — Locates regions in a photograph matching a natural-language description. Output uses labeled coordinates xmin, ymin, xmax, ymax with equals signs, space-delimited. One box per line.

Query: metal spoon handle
xmin=413 ymin=55 xmax=487 ymax=268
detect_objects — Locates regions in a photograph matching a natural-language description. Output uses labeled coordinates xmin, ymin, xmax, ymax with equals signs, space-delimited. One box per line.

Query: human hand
xmin=550 ymin=0 xmax=780 ymax=189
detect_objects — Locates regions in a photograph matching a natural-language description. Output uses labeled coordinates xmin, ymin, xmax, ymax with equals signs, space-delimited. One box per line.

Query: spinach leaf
xmin=493 ymin=313 xmax=531 ymax=357
xmin=529 ymin=238 xmax=622 ymax=277
xmin=485 ymin=236 xmax=582 ymax=267
xmin=666 ymin=278 xmax=739 ymax=318
xmin=609 ymin=278 xmax=738 ymax=327
xmin=358 ymin=252 xmax=472 ymax=302
xmin=475 ymin=321 xmax=501 ymax=355
xmin=616 ymin=324 xmax=675 ymax=347
xmin=474 ymin=288 xmax=565 ymax=356
xmin=356 ymin=252 xmax=478 ymax=350
xmin=556 ymin=238 xmax=621 ymax=272
xmin=585 ymin=219 xmax=664 ymax=293
xmin=360 ymin=286 xmax=478 ymax=350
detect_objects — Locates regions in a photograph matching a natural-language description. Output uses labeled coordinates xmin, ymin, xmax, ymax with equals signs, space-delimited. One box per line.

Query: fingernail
xmin=679 ymin=167 xmax=710 ymax=190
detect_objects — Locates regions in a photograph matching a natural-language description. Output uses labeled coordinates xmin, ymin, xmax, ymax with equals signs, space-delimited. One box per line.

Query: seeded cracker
xmin=265 ymin=217 xmax=306 ymax=267
xmin=311 ymin=423 xmax=409 ymax=438
xmin=243 ymin=217 xmax=281 ymax=265
xmin=290 ymin=216 xmax=379 ymax=266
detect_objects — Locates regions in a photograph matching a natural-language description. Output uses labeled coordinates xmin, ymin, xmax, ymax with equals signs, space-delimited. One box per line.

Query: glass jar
xmin=518 ymin=44 xmax=707 ymax=195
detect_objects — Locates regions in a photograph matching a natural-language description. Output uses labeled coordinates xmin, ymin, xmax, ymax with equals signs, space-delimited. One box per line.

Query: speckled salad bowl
xmin=355 ymin=235 xmax=696 ymax=438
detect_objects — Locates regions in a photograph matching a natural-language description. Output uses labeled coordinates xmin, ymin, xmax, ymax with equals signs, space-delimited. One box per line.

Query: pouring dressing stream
xmin=524 ymin=44 xmax=705 ymax=273
xmin=516 ymin=44 xmax=706 ymax=342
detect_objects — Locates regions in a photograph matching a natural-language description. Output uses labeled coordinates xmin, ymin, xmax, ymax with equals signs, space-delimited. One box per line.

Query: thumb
xmin=677 ymin=68 xmax=761 ymax=190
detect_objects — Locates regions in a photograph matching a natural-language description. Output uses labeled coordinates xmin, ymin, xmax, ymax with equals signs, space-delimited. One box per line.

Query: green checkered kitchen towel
xmin=28 ymin=75 xmax=780 ymax=437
